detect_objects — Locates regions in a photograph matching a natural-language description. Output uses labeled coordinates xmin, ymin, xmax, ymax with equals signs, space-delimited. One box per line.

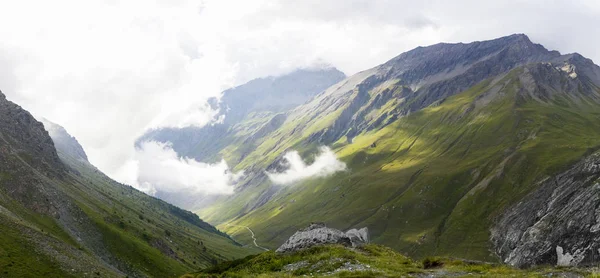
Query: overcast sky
xmin=0 ymin=0 xmax=599 ymax=193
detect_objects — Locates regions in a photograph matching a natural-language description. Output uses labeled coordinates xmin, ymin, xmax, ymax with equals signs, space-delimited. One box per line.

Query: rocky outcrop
xmin=491 ymin=151 xmax=600 ymax=267
xmin=276 ymin=223 xmax=369 ymax=253
xmin=345 ymin=227 xmax=369 ymax=244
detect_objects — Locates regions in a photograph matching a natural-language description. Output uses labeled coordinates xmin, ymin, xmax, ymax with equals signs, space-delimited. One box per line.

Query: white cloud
xmin=133 ymin=141 xmax=243 ymax=195
xmin=0 ymin=0 xmax=598 ymax=194
xmin=267 ymin=146 xmax=346 ymax=185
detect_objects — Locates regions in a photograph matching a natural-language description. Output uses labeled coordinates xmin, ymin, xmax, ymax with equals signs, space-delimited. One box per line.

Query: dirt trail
xmin=226 ymin=224 xmax=269 ymax=251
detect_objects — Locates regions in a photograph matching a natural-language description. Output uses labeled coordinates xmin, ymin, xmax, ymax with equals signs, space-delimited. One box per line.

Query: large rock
xmin=276 ymin=223 xmax=369 ymax=253
xmin=346 ymin=227 xmax=369 ymax=243
xmin=491 ymin=151 xmax=600 ymax=267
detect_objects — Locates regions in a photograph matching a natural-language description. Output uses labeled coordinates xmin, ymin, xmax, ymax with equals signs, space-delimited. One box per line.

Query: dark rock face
xmin=276 ymin=223 xmax=369 ymax=253
xmin=0 ymin=91 xmax=66 ymax=215
xmin=491 ymin=152 xmax=600 ymax=267
xmin=0 ymin=92 xmax=65 ymax=175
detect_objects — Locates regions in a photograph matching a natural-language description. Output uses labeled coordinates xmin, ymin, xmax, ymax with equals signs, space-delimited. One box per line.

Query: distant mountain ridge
xmin=215 ymin=67 xmax=347 ymax=125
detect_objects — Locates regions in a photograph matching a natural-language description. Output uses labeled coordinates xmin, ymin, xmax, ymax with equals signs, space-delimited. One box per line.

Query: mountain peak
xmin=472 ymin=33 xmax=534 ymax=47
xmin=276 ymin=66 xmax=346 ymax=82
xmin=505 ymin=33 xmax=531 ymax=41
xmin=217 ymin=66 xmax=346 ymax=125
xmin=380 ymin=33 xmax=559 ymax=93
xmin=302 ymin=64 xmax=346 ymax=77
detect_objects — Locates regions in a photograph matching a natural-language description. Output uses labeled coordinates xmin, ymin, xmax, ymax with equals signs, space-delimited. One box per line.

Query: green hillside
xmin=187 ymin=35 xmax=600 ymax=262
xmin=0 ymin=93 xmax=256 ymax=277
xmin=207 ymin=66 xmax=600 ymax=261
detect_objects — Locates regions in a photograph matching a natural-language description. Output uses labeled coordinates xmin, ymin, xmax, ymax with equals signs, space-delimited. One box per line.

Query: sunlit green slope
xmin=200 ymin=49 xmax=600 ymax=261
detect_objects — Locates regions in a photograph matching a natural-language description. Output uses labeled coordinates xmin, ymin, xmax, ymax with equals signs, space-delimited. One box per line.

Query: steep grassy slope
xmin=56 ymin=148 xmax=260 ymax=276
xmin=0 ymin=93 xmax=256 ymax=277
xmin=190 ymin=35 xmax=600 ymax=262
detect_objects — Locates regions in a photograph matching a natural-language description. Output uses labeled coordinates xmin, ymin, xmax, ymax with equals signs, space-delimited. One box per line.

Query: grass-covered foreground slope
xmin=0 ymin=93 xmax=256 ymax=277
xmin=182 ymin=244 xmax=599 ymax=277
xmin=197 ymin=36 xmax=600 ymax=262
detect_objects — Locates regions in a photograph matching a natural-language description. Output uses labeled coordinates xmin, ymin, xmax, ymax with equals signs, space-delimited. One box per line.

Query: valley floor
xmin=182 ymin=244 xmax=600 ymax=277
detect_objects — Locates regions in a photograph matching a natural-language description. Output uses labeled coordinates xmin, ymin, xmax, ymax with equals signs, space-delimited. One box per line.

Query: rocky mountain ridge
xmin=295 ymin=34 xmax=592 ymax=145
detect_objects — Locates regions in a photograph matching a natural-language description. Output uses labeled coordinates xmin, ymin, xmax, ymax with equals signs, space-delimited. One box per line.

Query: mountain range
xmin=138 ymin=34 xmax=600 ymax=267
xmin=3 ymin=33 xmax=600 ymax=277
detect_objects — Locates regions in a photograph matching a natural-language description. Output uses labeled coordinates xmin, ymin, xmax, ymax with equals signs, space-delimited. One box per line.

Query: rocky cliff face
xmin=276 ymin=223 xmax=369 ymax=253
xmin=0 ymin=90 xmax=66 ymax=215
xmin=0 ymin=91 xmax=65 ymax=175
xmin=491 ymin=151 xmax=600 ymax=267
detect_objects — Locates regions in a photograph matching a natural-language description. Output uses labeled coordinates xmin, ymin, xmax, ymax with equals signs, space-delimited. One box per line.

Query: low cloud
xmin=134 ymin=141 xmax=243 ymax=195
xmin=267 ymin=146 xmax=346 ymax=185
